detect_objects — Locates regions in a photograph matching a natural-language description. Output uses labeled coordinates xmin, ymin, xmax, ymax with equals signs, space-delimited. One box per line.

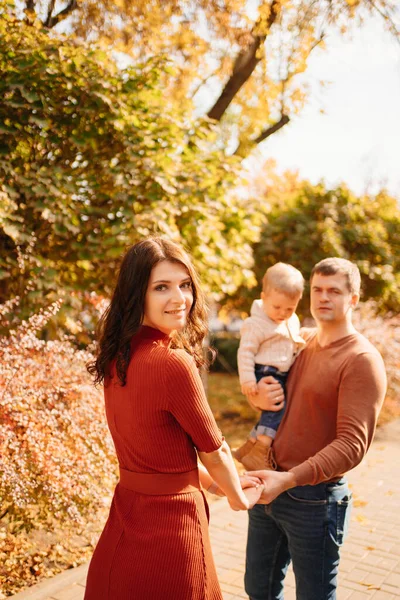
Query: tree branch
xmin=367 ymin=0 xmax=400 ymax=42
xmin=207 ymin=0 xmax=280 ymax=122
xmin=44 ymin=0 xmax=56 ymax=28
xmin=254 ymin=114 xmax=290 ymax=144
xmin=24 ymin=0 xmax=36 ymax=24
xmin=233 ymin=114 xmax=290 ymax=157
xmin=44 ymin=0 xmax=78 ymax=28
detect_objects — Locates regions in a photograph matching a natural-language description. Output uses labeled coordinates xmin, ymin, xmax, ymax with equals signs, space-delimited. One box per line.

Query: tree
xmin=9 ymin=0 xmax=400 ymax=158
xmin=0 ymin=9 xmax=258 ymax=312
xmin=252 ymin=181 xmax=400 ymax=313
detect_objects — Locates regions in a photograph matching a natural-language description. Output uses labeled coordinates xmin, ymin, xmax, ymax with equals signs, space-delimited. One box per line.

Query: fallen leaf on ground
xmin=353 ymin=499 xmax=368 ymax=507
xmin=359 ymin=582 xmax=381 ymax=590
xmin=356 ymin=515 xmax=368 ymax=523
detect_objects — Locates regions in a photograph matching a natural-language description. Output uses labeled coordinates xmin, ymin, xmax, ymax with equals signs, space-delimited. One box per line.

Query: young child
xmin=235 ymin=262 xmax=305 ymax=471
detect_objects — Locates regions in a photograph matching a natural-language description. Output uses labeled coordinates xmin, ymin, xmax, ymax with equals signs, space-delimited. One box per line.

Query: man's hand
xmin=245 ymin=470 xmax=296 ymax=504
xmin=252 ymin=376 xmax=285 ymax=411
xmin=241 ymin=381 xmax=258 ymax=396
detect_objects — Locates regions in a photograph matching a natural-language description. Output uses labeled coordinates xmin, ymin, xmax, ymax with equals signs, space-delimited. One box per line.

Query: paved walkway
xmin=12 ymin=420 xmax=400 ymax=600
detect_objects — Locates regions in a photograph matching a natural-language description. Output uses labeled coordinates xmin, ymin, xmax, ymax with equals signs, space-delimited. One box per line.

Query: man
xmin=244 ymin=257 xmax=387 ymax=600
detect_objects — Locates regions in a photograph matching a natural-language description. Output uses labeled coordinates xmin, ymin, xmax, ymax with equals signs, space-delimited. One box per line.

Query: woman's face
xmin=142 ymin=260 xmax=194 ymax=335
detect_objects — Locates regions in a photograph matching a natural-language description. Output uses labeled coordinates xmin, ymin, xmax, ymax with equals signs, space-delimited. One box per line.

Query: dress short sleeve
xmin=165 ymin=349 xmax=223 ymax=453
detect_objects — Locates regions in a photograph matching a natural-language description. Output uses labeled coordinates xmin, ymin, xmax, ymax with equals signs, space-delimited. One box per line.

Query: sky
xmin=251 ymin=17 xmax=400 ymax=198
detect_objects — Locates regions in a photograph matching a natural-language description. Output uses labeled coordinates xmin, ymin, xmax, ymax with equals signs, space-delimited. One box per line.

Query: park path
xmin=11 ymin=419 xmax=400 ymax=600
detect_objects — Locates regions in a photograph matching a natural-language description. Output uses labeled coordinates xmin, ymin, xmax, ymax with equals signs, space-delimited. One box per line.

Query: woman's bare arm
xmin=199 ymin=441 xmax=263 ymax=510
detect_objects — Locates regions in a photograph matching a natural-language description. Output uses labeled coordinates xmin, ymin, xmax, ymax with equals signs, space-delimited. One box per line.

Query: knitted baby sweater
xmin=237 ymin=299 xmax=305 ymax=385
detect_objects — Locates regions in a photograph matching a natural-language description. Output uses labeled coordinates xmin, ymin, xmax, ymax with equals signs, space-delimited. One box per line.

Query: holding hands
xmin=239 ymin=473 xmax=264 ymax=508
xmin=244 ymin=470 xmax=296 ymax=504
xmin=227 ymin=470 xmax=297 ymax=509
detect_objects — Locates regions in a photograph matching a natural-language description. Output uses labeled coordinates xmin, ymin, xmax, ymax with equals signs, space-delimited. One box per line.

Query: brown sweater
xmin=273 ymin=330 xmax=387 ymax=486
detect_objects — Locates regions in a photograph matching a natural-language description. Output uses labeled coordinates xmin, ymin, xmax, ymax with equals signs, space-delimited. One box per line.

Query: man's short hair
xmin=310 ymin=257 xmax=361 ymax=295
xmin=262 ymin=263 xmax=304 ymax=298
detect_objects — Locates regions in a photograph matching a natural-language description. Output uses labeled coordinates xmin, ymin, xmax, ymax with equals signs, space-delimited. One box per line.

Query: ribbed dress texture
xmin=84 ymin=326 xmax=224 ymax=600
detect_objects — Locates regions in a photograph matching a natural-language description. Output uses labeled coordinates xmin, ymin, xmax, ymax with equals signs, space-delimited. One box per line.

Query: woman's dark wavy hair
xmin=87 ymin=237 xmax=209 ymax=386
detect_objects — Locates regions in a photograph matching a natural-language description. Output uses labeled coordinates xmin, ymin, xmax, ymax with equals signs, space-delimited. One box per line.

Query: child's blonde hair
xmin=262 ymin=262 xmax=304 ymax=299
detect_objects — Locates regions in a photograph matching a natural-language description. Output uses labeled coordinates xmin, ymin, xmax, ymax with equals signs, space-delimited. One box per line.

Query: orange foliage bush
xmin=354 ymin=302 xmax=400 ymax=424
xmin=0 ymin=298 xmax=117 ymax=595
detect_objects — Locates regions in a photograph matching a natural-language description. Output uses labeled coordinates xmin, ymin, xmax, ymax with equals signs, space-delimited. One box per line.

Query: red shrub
xmin=0 ymin=299 xmax=117 ymax=529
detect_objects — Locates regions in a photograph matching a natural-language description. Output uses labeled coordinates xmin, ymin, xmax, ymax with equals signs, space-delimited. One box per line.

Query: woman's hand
xmin=243 ymin=483 xmax=264 ymax=508
xmin=252 ymin=376 xmax=285 ymax=411
xmin=227 ymin=496 xmax=250 ymax=511
xmin=227 ymin=474 xmax=264 ymax=510
xmin=239 ymin=474 xmax=262 ymax=489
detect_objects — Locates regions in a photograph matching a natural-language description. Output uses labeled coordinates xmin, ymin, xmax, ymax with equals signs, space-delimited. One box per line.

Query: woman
xmin=85 ymin=237 xmax=262 ymax=600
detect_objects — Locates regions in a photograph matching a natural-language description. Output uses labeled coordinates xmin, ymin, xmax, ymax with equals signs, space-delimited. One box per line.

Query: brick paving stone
xmin=340 ymin=580 xmax=378 ymax=594
xmin=217 ymin=567 xmax=244 ymax=585
xmin=220 ymin=582 xmax=245 ymax=596
xmin=373 ymin=556 xmax=399 ymax=571
xmin=353 ymin=564 xmax=388 ymax=578
xmin=283 ymin=588 xmax=297 ymax=600
xmin=384 ymin=573 xmax=400 ymax=589
xmin=347 ymin=592 xmax=375 ymax=599
xmin=10 ymin=565 xmax=89 ymax=600
xmin=233 ymin=592 xmax=248 ymax=599
xmin=346 ymin=568 xmax=376 ymax=584
xmin=341 ymin=558 xmax=362 ymax=573
xmin=371 ymin=591 xmax=398 ymax=600
xmin=230 ymin=573 xmax=245 ymax=588
xmin=361 ymin=572 xmax=388 ymax=587
xmin=229 ymin=591 xmax=248 ymax=600
xmin=338 ymin=587 xmax=357 ymax=600
xmin=51 ymin=586 xmax=84 ymax=600
xmin=345 ymin=541 xmax=371 ymax=559
xmin=380 ymin=585 xmax=400 ymax=597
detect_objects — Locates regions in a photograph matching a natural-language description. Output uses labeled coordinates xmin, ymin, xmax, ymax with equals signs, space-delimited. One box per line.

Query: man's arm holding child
xmin=250 ymin=352 xmax=386 ymax=503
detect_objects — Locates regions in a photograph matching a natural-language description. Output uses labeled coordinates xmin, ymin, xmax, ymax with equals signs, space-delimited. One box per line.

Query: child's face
xmin=261 ymin=288 xmax=301 ymax=324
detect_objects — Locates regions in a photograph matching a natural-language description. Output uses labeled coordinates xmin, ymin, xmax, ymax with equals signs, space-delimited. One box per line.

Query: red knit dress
xmin=84 ymin=326 xmax=224 ymax=600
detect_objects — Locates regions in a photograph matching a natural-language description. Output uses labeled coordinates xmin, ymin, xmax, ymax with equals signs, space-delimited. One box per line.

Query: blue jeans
xmin=252 ymin=365 xmax=288 ymax=438
xmin=245 ymin=479 xmax=352 ymax=600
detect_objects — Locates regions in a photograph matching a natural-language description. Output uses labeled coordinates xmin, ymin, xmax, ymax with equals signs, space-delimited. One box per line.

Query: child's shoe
xmin=233 ymin=439 xmax=255 ymax=463
xmin=241 ymin=442 xmax=277 ymax=471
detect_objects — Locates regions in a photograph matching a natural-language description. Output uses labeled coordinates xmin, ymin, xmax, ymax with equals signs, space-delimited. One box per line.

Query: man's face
xmin=310 ymin=272 xmax=359 ymax=324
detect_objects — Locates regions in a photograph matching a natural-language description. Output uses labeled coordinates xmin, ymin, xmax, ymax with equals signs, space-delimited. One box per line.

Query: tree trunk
xmin=207 ymin=0 xmax=280 ymax=122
